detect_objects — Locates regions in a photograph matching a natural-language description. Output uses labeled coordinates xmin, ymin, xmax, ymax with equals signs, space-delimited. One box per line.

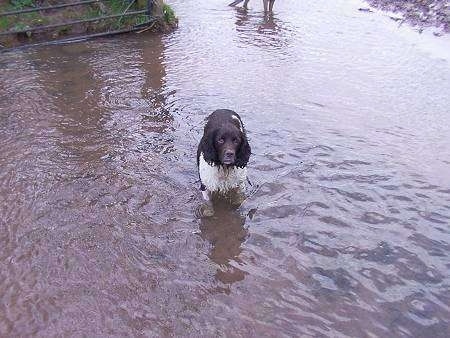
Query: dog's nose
xmin=224 ymin=150 xmax=235 ymax=159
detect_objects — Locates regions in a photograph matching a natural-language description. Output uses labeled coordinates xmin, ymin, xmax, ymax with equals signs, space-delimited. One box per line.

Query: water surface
xmin=1 ymin=0 xmax=450 ymax=336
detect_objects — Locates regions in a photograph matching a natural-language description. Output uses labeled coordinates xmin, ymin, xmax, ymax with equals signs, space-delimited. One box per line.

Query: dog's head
xmin=201 ymin=122 xmax=251 ymax=168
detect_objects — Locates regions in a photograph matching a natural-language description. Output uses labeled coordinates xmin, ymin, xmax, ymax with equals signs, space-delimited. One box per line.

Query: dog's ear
xmin=235 ymin=136 xmax=251 ymax=168
xmin=200 ymin=130 xmax=218 ymax=165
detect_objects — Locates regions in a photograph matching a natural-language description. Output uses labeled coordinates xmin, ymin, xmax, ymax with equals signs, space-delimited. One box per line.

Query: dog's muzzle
xmin=222 ymin=150 xmax=236 ymax=165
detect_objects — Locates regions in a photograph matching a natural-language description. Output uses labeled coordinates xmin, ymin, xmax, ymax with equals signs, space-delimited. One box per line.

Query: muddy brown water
xmin=1 ymin=0 xmax=450 ymax=336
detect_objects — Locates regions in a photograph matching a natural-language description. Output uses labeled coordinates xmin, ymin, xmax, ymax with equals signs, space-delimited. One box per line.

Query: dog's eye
xmin=232 ymin=138 xmax=239 ymax=143
xmin=217 ymin=138 xmax=225 ymax=144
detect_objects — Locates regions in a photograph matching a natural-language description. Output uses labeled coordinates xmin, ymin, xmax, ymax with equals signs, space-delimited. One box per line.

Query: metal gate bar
xmin=0 ymin=0 xmax=100 ymax=17
xmin=0 ymin=0 xmax=156 ymax=51
xmin=0 ymin=9 xmax=148 ymax=36
xmin=3 ymin=19 xmax=156 ymax=51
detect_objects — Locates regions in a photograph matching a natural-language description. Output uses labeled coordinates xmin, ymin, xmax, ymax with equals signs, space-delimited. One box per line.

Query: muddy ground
xmin=366 ymin=0 xmax=450 ymax=32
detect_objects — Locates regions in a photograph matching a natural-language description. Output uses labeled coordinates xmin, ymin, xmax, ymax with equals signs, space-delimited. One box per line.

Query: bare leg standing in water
xmin=261 ymin=0 xmax=272 ymax=13
xmin=269 ymin=0 xmax=275 ymax=12
xmin=231 ymin=0 xmax=275 ymax=13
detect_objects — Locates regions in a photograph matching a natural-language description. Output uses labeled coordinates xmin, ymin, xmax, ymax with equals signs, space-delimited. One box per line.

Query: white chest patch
xmin=199 ymin=153 xmax=247 ymax=193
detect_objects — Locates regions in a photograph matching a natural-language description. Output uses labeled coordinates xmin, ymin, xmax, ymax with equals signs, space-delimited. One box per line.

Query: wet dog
xmin=229 ymin=0 xmax=276 ymax=12
xmin=197 ymin=109 xmax=251 ymax=215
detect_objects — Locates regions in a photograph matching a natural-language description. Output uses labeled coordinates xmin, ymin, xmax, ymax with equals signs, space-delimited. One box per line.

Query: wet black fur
xmin=197 ymin=109 xmax=251 ymax=168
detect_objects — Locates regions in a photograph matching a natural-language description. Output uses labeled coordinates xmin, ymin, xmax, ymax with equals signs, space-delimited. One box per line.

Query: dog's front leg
xmin=200 ymin=184 xmax=214 ymax=217
xmin=200 ymin=184 xmax=211 ymax=201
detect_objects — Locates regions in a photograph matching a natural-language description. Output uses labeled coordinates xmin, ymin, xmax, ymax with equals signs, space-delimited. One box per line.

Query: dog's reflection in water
xmin=199 ymin=197 xmax=249 ymax=287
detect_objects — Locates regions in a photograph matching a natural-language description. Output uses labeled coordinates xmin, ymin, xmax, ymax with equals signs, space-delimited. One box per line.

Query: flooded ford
xmin=1 ymin=0 xmax=449 ymax=336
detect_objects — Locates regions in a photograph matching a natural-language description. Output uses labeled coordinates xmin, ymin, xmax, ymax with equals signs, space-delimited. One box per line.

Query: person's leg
xmin=244 ymin=0 xmax=250 ymax=9
xmin=263 ymin=0 xmax=268 ymax=12
xmin=269 ymin=0 xmax=275 ymax=12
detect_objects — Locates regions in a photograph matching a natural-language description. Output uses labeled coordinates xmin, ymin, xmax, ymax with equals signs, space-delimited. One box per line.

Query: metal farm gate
xmin=0 ymin=0 xmax=155 ymax=50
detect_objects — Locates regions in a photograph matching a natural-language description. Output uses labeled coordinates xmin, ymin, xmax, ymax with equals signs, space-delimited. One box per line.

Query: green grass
xmin=103 ymin=0 xmax=152 ymax=30
xmin=0 ymin=17 xmax=10 ymax=30
xmin=12 ymin=22 xmax=29 ymax=31
xmin=163 ymin=4 xmax=176 ymax=24
xmin=106 ymin=0 xmax=130 ymax=14
xmin=0 ymin=11 xmax=48 ymax=33
xmin=134 ymin=14 xmax=148 ymax=26
xmin=21 ymin=12 xmax=47 ymax=24
xmin=0 ymin=0 xmax=160 ymax=39
xmin=83 ymin=7 xmax=103 ymax=20
xmin=58 ymin=25 xmax=72 ymax=35
xmin=10 ymin=0 xmax=35 ymax=10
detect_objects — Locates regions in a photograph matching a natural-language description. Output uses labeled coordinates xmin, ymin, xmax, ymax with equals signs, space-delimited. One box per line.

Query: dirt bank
xmin=366 ymin=0 xmax=450 ymax=33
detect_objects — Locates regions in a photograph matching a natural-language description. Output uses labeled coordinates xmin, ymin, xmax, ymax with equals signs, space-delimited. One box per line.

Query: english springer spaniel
xmin=197 ymin=109 xmax=251 ymax=212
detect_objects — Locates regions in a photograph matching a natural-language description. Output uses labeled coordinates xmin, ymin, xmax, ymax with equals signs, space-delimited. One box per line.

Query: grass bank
xmin=0 ymin=0 xmax=177 ymax=48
